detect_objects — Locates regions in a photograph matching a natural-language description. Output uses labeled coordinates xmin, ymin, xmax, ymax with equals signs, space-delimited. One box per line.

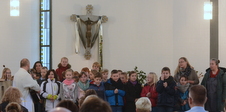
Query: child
xmin=120 ymin=72 xmax=128 ymax=84
xmin=30 ymin=69 xmax=37 ymax=80
xmin=77 ymin=72 xmax=89 ymax=99
xmin=81 ymin=67 xmax=90 ymax=80
xmin=1 ymin=68 xmax=12 ymax=81
xmin=73 ymin=71 xmax=80 ymax=82
xmin=156 ymin=67 xmax=176 ymax=112
xmin=101 ymin=69 xmax=109 ymax=82
xmin=56 ymin=57 xmax=71 ymax=82
xmin=60 ymin=69 xmax=78 ymax=103
xmin=104 ymin=69 xmax=125 ymax=112
xmin=37 ymin=67 xmax=48 ymax=85
xmin=141 ymin=72 xmax=158 ymax=112
xmin=88 ymin=72 xmax=106 ymax=100
xmin=176 ymin=75 xmax=190 ymax=111
xmin=89 ymin=69 xmax=97 ymax=82
xmin=40 ymin=69 xmax=61 ymax=111
xmin=125 ymin=71 xmax=142 ymax=112
xmin=92 ymin=62 xmax=100 ymax=72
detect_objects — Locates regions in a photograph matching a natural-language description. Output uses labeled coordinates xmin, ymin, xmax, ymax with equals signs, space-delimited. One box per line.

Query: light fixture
xmin=204 ymin=1 xmax=212 ymax=20
xmin=10 ymin=0 xmax=19 ymax=16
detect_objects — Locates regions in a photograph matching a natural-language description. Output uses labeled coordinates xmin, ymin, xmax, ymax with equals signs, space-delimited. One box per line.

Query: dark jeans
xmin=111 ymin=106 xmax=122 ymax=112
xmin=158 ymin=106 xmax=174 ymax=112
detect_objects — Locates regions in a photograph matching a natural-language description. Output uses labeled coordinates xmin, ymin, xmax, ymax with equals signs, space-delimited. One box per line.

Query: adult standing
xmin=32 ymin=61 xmax=43 ymax=76
xmin=201 ymin=58 xmax=226 ymax=112
xmin=13 ymin=58 xmax=40 ymax=112
xmin=174 ymin=57 xmax=199 ymax=85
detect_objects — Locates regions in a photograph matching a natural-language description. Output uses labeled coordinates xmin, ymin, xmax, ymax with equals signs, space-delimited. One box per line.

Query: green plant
xmin=128 ymin=66 xmax=146 ymax=85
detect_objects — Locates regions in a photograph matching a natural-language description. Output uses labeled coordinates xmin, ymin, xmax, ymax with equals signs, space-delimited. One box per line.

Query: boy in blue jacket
xmin=104 ymin=69 xmax=125 ymax=112
xmin=156 ymin=67 xmax=176 ymax=112
xmin=88 ymin=72 xmax=106 ymax=100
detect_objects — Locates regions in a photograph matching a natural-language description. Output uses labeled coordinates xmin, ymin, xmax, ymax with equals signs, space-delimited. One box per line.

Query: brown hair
xmin=189 ymin=85 xmax=207 ymax=105
xmin=179 ymin=75 xmax=188 ymax=81
xmin=84 ymin=89 xmax=97 ymax=97
xmin=101 ymin=69 xmax=108 ymax=73
xmin=79 ymin=89 xmax=97 ymax=107
xmin=111 ymin=69 xmax=118 ymax=75
xmin=94 ymin=72 xmax=102 ymax=79
xmin=162 ymin=67 xmax=171 ymax=73
xmin=79 ymin=97 xmax=112 ymax=112
xmin=211 ymin=58 xmax=220 ymax=66
xmin=81 ymin=67 xmax=90 ymax=73
xmin=1 ymin=68 xmax=11 ymax=80
xmin=91 ymin=70 xmax=98 ymax=76
xmin=0 ymin=87 xmax=22 ymax=104
xmin=120 ymin=72 xmax=127 ymax=77
xmin=129 ymin=71 xmax=136 ymax=77
xmin=79 ymin=72 xmax=87 ymax=78
xmin=61 ymin=57 xmax=68 ymax=62
xmin=5 ymin=102 xmax=22 ymax=112
xmin=57 ymin=100 xmax=79 ymax=112
xmin=74 ymin=71 xmax=79 ymax=82
xmin=174 ymin=57 xmax=192 ymax=75
xmin=65 ymin=69 xmax=74 ymax=75
xmin=46 ymin=69 xmax=58 ymax=81
xmin=92 ymin=62 xmax=100 ymax=68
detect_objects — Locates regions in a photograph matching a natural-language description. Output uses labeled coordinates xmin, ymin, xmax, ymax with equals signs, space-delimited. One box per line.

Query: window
xmin=40 ymin=0 xmax=52 ymax=69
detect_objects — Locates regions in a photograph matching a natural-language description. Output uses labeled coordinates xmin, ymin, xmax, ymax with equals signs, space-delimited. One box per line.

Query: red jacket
xmin=140 ymin=84 xmax=158 ymax=107
xmin=56 ymin=63 xmax=71 ymax=81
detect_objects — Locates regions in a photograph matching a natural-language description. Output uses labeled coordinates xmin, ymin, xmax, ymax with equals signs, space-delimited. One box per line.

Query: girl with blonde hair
xmin=0 ymin=87 xmax=28 ymax=112
xmin=174 ymin=57 xmax=199 ymax=85
xmin=140 ymin=72 xmax=158 ymax=112
xmin=1 ymin=68 xmax=13 ymax=81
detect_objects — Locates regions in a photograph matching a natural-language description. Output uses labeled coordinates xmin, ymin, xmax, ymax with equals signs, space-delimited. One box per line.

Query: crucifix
xmin=70 ymin=5 xmax=108 ymax=61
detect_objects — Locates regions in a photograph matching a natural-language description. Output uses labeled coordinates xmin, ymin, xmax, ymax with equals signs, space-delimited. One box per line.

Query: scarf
xmin=110 ymin=78 xmax=124 ymax=90
xmin=78 ymin=80 xmax=89 ymax=91
xmin=63 ymin=79 xmax=74 ymax=85
xmin=130 ymin=80 xmax=137 ymax=86
xmin=180 ymin=66 xmax=192 ymax=76
xmin=177 ymin=83 xmax=190 ymax=93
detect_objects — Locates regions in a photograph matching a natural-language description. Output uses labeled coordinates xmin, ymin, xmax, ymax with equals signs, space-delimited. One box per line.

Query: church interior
xmin=0 ymin=0 xmax=226 ymax=78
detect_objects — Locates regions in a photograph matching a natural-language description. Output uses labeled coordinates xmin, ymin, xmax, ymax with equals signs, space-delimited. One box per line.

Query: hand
xmin=163 ymin=82 xmax=167 ymax=88
xmin=161 ymin=74 xmax=165 ymax=81
xmin=135 ymin=98 xmax=138 ymax=102
xmin=146 ymin=92 xmax=151 ymax=97
xmin=181 ymin=100 xmax=186 ymax=106
xmin=114 ymin=89 xmax=118 ymax=94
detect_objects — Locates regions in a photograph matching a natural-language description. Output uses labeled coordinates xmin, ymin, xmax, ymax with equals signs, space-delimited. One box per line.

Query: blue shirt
xmin=186 ymin=106 xmax=207 ymax=112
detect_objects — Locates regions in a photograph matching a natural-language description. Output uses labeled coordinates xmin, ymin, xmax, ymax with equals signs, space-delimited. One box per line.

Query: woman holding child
xmin=201 ymin=58 xmax=226 ymax=112
xmin=174 ymin=57 xmax=199 ymax=85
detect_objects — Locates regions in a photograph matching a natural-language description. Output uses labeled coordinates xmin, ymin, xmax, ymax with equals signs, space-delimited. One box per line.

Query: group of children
xmin=0 ymin=57 xmax=193 ymax=112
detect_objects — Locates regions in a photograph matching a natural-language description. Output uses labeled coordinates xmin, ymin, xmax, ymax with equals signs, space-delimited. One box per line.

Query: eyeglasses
xmin=6 ymin=72 xmax=11 ymax=74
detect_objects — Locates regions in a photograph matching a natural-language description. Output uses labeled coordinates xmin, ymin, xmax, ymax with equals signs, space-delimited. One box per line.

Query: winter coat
xmin=104 ymin=78 xmax=125 ymax=106
xmin=60 ymin=82 xmax=78 ymax=103
xmin=40 ymin=79 xmax=61 ymax=111
xmin=156 ymin=76 xmax=176 ymax=107
xmin=140 ymin=84 xmax=158 ymax=107
xmin=88 ymin=81 xmax=106 ymax=101
xmin=201 ymin=68 xmax=226 ymax=111
xmin=125 ymin=80 xmax=142 ymax=112
xmin=56 ymin=63 xmax=71 ymax=82
xmin=176 ymin=83 xmax=190 ymax=111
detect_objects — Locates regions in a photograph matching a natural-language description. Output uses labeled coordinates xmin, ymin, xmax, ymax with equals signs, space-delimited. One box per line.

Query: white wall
xmin=219 ymin=0 xmax=226 ymax=68
xmin=52 ymin=0 xmax=210 ymax=76
xmin=172 ymin=0 xmax=210 ymax=75
xmin=0 ymin=0 xmax=39 ymax=76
